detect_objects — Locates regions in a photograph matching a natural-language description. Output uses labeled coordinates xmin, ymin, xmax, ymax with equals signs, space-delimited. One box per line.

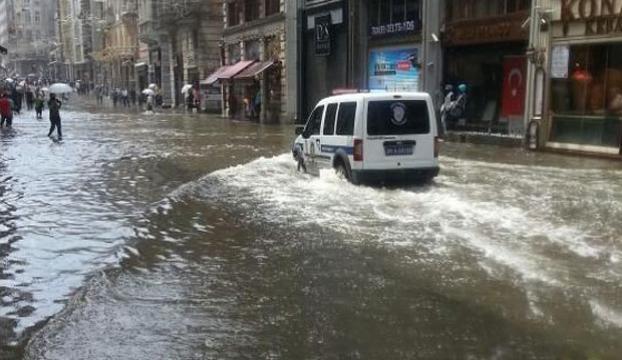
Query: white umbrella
xmin=41 ymin=87 xmax=49 ymax=93
xmin=148 ymin=83 xmax=158 ymax=90
xmin=142 ymin=88 xmax=155 ymax=96
xmin=4 ymin=78 xmax=14 ymax=83
xmin=181 ymin=84 xmax=193 ymax=94
xmin=49 ymin=83 xmax=74 ymax=94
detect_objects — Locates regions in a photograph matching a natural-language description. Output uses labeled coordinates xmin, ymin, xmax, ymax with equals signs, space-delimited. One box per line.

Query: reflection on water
xmin=1 ymin=105 xmax=622 ymax=359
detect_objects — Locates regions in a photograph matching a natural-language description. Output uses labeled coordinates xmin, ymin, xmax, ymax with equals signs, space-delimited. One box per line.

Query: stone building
xmin=150 ymin=0 xmax=223 ymax=109
xmin=3 ymin=0 xmax=57 ymax=78
xmin=213 ymin=0 xmax=295 ymax=123
xmin=100 ymin=0 xmax=139 ymax=90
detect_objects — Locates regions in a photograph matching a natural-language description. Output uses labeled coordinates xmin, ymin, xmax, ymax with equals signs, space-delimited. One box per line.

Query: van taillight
xmin=434 ymin=136 xmax=442 ymax=158
xmin=353 ymin=139 xmax=363 ymax=161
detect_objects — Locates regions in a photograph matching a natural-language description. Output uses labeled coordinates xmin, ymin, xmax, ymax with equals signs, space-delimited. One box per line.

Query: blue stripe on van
xmin=320 ymin=145 xmax=354 ymax=155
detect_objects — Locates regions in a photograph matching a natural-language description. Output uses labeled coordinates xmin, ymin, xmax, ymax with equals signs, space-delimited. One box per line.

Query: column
xmin=159 ymin=33 xmax=174 ymax=108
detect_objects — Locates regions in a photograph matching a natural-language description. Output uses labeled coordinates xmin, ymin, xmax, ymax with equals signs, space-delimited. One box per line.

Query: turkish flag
xmin=501 ymin=56 xmax=527 ymax=117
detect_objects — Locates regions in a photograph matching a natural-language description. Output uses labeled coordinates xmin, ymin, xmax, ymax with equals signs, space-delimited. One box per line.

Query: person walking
xmin=34 ymin=95 xmax=44 ymax=119
xmin=47 ymin=93 xmax=62 ymax=139
xmin=0 ymin=93 xmax=13 ymax=128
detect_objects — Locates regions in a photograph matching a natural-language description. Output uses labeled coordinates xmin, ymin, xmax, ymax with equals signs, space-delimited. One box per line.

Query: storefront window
xmin=550 ymin=43 xmax=622 ymax=148
xmin=370 ymin=0 xmax=420 ymax=27
xmin=446 ymin=0 xmax=530 ymax=21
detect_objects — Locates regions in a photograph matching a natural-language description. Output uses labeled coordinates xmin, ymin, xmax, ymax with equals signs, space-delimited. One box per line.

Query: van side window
xmin=306 ymin=105 xmax=324 ymax=135
xmin=336 ymin=102 xmax=356 ymax=136
xmin=323 ymin=103 xmax=338 ymax=135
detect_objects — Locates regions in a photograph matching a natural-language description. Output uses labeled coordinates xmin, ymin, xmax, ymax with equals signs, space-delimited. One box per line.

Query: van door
xmin=315 ymin=103 xmax=339 ymax=169
xmin=364 ymin=96 xmax=436 ymax=170
xmin=302 ymin=105 xmax=324 ymax=174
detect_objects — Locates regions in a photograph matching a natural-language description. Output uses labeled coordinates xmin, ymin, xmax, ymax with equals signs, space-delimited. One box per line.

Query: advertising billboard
xmin=368 ymin=47 xmax=420 ymax=92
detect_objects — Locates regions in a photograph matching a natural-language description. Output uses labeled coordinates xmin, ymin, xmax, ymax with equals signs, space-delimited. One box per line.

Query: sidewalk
xmin=444 ymin=130 xmax=524 ymax=147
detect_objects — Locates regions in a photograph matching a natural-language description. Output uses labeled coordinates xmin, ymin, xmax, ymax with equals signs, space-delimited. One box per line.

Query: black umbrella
xmin=0 ymin=45 xmax=7 ymax=55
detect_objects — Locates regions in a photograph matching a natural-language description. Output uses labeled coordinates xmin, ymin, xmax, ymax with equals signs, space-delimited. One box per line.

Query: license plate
xmin=384 ymin=145 xmax=413 ymax=156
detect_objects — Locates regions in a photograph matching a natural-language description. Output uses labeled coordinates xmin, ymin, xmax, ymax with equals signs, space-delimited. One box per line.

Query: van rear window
xmin=367 ymin=100 xmax=430 ymax=135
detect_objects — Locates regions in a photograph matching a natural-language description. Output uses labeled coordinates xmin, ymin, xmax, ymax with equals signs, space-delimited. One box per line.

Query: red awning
xmin=234 ymin=61 xmax=276 ymax=79
xmin=202 ymin=66 xmax=229 ymax=85
xmin=201 ymin=60 xmax=255 ymax=85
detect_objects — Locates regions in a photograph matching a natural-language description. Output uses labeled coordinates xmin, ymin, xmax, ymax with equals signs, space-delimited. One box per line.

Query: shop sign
xmin=315 ymin=14 xmax=331 ymax=56
xmin=444 ymin=14 xmax=528 ymax=46
xmin=370 ymin=20 xmax=419 ymax=37
xmin=368 ymin=47 xmax=420 ymax=92
xmin=561 ymin=0 xmax=622 ymax=36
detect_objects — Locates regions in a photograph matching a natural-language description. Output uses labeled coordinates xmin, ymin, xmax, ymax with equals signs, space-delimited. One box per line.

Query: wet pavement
xmin=1 ymin=102 xmax=621 ymax=359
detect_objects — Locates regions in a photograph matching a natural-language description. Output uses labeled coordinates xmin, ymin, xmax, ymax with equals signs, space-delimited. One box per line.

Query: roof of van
xmin=317 ymin=92 xmax=432 ymax=104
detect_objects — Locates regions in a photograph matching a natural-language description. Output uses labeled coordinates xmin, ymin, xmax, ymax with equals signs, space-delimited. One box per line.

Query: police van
xmin=292 ymin=92 xmax=440 ymax=185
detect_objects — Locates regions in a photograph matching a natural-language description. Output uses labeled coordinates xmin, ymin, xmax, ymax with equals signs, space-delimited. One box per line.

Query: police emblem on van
xmin=390 ymin=102 xmax=407 ymax=126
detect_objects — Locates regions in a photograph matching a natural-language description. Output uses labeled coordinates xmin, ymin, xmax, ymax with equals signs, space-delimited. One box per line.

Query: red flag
xmin=501 ymin=56 xmax=527 ymax=117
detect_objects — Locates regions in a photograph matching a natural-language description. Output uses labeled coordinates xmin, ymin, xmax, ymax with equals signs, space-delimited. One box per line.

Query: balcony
xmin=156 ymin=0 xmax=203 ymax=26
xmin=138 ymin=19 xmax=159 ymax=46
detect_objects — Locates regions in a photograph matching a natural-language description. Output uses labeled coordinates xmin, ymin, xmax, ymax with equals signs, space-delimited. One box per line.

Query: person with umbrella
xmin=47 ymin=93 xmax=62 ymax=139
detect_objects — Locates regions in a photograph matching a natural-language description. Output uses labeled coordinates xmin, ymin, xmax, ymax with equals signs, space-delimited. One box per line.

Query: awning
xmin=201 ymin=60 xmax=255 ymax=85
xmin=201 ymin=65 xmax=228 ymax=85
xmin=234 ymin=61 xmax=276 ymax=79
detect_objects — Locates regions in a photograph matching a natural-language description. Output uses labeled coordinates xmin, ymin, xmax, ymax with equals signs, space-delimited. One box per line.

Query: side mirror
xmin=295 ymin=125 xmax=304 ymax=136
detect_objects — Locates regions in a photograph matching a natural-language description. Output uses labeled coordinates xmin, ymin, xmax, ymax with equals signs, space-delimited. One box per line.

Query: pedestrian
xmin=47 ymin=93 xmax=62 ymax=139
xmin=112 ymin=89 xmax=118 ymax=107
xmin=130 ymin=88 xmax=137 ymax=106
xmin=26 ymin=85 xmax=34 ymax=110
xmin=146 ymin=94 xmax=155 ymax=112
xmin=34 ymin=95 xmax=44 ymax=119
xmin=0 ymin=93 xmax=13 ymax=128
xmin=122 ymin=89 xmax=129 ymax=107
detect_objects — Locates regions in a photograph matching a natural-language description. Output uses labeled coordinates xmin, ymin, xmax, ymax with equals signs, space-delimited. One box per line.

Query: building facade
xmin=4 ymin=0 xmax=57 ymax=78
xmin=298 ymin=0 xmax=442 ymax=122
xmin=214 ymin=0 xmax=293 ymax=123
xmin=525 ymin=0 xmax=622 ymax=157
xmin=151 ymin=0 xmax=223 ymax=108
xmin=99 ymin=0 xmax=139 ymax=90
xmin=441 ymin=0 xmax=531 ymax=135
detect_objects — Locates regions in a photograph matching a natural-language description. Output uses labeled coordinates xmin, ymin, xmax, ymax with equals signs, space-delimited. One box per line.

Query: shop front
xmin=442 ymin=1 xmax=530 ymax=134
xmin=366 ymin=0 xmax=423 ymax=93
xmin=545 ymin=1 xmax=622 ymax=156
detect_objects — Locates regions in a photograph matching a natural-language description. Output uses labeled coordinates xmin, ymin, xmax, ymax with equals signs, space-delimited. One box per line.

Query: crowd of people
xmin=1 ymin=78 xmax=64 ymax=139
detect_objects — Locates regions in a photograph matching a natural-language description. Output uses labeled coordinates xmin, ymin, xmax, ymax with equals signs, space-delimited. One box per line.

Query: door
xmin=316 ymin=103 xmax=339 ymax=169
xmin=364 ymin=96 xmax=436 ymax=170
xmin=302 ymin=105 xmax=325 ymax=174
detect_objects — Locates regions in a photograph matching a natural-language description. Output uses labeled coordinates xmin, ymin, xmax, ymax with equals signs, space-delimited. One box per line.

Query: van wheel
xmin=335 ymin=162 xmax=351 ymax=182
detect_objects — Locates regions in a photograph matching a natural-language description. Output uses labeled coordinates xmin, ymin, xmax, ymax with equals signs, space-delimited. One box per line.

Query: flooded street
xmin=1 ymin=105 xmax=622 ymax=359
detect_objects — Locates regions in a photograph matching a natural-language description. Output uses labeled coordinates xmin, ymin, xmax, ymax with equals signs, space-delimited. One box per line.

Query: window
xmin=446 ymin=0 xmax=530 ymax=21
xmin=323 ymin=103 xmax=338 ymax=135
xmin=550 ymin=43 xmax=622 ymax=147
xmin=227 ymin=1 xmax=240 ymax=26
xmin=24 ymin=10 xmax=31 ymax=24
xmin=34 ymin=11 xmax=40 ymax=24
xmin=265 ymin=0 xmax=280 ymax=16
xmin=336 ymin=102 xmax=357 ymax=135
xmin=367 ymin=100 xmax=430 ymax=135
xmin=370 ymin=0 xmax=421 ymax=26
xmin=244 ymin=0 xmax=260 ymax=22
xmin=306 ymin=106 xmax=324 ymax=135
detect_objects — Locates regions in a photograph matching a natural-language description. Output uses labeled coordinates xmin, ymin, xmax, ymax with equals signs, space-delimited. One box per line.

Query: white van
xmin=292 ymin=92 xmax=440 ymax=185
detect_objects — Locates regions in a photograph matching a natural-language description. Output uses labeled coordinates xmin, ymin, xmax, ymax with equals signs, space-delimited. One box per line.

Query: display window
xmin=550 ymin=43 xmax=622 ymax=148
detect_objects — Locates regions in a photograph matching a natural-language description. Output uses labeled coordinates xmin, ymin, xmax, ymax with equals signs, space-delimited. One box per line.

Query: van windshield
xmin=367 ymin=100 xmax=430 ymax=135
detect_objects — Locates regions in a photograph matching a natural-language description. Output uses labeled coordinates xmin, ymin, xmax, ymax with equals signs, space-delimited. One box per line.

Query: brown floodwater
xmin=0 ymin=103 xmax=621 ymax=359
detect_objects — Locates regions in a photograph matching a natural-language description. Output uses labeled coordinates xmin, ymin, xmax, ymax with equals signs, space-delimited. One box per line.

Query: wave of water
xmin=175 ymin=153 xmax=622 ymax=330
